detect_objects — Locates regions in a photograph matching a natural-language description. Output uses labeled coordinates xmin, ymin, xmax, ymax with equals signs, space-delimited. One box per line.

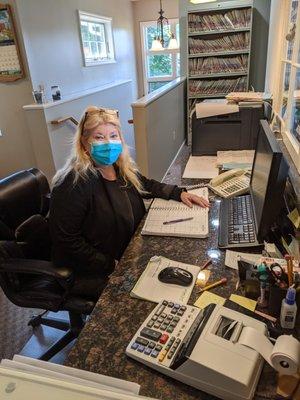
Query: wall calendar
xmin=0 ymin=3 xmax=24 ymax=81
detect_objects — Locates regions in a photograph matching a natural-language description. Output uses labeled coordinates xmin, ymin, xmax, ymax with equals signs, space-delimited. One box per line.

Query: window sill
xmin=84 ymin=59 xmax=116 ymax=67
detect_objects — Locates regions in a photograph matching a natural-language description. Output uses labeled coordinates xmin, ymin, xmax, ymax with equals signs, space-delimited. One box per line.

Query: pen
xmin=163 ymin=217 xmax=194 ymax=225
xmin=285 ymin=254 xmax=294 ymax=287
xmin=200 ymin=258 xmax=212 ymax=271
xmin=199 ymin=277 xmax=227 ymax=292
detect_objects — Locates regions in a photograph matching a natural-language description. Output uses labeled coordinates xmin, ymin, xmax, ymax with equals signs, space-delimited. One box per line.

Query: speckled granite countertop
xmin=65 ymin=196 xmax=278 ymax=399
xmin=65 ymin=145 xmax=297 ymax=399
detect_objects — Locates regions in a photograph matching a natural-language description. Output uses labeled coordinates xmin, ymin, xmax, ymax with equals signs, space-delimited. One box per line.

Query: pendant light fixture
xmin=150 ymin=0 xmax=178 ymax=51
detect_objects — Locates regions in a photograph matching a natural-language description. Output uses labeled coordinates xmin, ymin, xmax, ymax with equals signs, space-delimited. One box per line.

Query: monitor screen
xmin=250 ymin=126 xmax=274 ymax=229
xmin=250 ymin=120 xmax=288 ymax=239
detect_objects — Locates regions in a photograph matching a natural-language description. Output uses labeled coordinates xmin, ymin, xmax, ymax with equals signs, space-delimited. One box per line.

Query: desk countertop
xmin=65 ymin=197 xmax=278 ymax=400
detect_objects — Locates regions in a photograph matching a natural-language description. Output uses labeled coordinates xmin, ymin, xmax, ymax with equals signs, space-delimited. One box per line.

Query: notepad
xmin=141 ymin=188 xmax=209 ymax=238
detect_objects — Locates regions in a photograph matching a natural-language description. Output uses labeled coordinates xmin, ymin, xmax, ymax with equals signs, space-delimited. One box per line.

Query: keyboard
xmin=218 ymin=194 xmax=261 ymax=248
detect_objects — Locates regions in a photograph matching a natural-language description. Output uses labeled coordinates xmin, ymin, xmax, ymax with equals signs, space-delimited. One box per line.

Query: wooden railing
xmin=50 ymin=116 xmax=78 ymax=126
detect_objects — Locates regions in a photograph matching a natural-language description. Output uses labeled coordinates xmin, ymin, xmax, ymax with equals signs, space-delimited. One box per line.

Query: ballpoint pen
xmin=163 ymin=217 xmax=194 ymax=225
xmin=200 ymin=258 xmax=212 ymax=271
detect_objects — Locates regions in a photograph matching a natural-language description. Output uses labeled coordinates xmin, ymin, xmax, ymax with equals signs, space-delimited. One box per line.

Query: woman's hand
xmin=180 ymin=191 xmax=210 ymax=208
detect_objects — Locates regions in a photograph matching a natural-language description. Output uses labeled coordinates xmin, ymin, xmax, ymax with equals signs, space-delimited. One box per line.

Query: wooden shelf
xmin=188 ymin=49 xmax=250 ymax=58
xmin=189 ymin=71 xmax=248 ymax=79
xmin=188 ymin=27 xmax=250 ymax=37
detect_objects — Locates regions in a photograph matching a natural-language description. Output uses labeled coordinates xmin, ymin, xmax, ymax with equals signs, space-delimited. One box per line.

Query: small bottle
xmin=280 ymin=287 xmax=297 ymax=329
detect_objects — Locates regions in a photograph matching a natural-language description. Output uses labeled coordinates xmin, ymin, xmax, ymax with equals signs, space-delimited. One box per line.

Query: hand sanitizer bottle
xmin=280 ymin=287 xmax=297 ymax=329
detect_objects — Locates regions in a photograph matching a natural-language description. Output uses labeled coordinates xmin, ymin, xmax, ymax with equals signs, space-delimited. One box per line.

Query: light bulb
xmin=168 ymin=33 xmax=178 ymax=49
xmin=151 ymin=37 xmax=163 ymax=51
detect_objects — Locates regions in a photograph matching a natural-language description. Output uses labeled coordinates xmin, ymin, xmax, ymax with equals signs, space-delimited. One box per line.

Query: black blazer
xmin=49 ymin=170 xmax=183 ymax=277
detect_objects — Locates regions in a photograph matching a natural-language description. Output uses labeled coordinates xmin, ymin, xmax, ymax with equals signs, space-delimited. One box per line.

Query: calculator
xmin=126 ymin=300 xmax=268 ymax=400
xmin=126 ymin=300 xmax=205 ymax=369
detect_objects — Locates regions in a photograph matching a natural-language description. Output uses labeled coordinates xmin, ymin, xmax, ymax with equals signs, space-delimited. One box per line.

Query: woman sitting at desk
xmin=49 ymin=106 xmax=209 ymax=298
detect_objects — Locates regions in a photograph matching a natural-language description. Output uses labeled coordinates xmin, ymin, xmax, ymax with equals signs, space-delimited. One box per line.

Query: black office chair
xmin=0 ymin=169 xmax=96 ymax=361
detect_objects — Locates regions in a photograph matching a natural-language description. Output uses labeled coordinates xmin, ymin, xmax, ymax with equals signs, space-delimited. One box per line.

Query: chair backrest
xmin=0 ymin=168 xmax=50 ymax=233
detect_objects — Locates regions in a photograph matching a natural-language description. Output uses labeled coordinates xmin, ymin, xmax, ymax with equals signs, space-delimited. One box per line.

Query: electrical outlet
xmin=172 ymin=130 xmax=176 ymax=140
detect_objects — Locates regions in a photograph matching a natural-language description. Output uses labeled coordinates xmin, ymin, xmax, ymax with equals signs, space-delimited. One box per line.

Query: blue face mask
xmin=90 ymin=141 xmax=123 ymax=165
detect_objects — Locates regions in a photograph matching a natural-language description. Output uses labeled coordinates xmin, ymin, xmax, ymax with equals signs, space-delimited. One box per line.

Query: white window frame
xmin=78 ymin=10 xmax=115 ymax=66
xmin=140 ymin=19 xmax=180 ymax=95
xmin=275 ymin=0 xmax=300 ymax=173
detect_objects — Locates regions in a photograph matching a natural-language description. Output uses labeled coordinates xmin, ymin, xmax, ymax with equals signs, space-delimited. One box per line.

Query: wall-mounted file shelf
xmin=186 ymin=2 xmax=253 ymax=142
xmin=188 ymin=27 xmax=251 ymax=37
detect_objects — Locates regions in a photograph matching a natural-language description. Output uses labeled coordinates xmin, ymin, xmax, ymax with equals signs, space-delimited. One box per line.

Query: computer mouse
xmin=158 ymin=267 xmax=193 ymax=287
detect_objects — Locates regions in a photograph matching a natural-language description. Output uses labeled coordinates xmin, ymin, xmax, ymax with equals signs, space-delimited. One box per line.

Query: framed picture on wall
xmin=0 ymin=3 xmax=24 ymax=81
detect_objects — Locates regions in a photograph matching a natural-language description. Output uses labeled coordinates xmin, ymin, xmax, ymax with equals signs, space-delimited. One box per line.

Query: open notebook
xmin=141 ymin=187 xmax=209 ymax=239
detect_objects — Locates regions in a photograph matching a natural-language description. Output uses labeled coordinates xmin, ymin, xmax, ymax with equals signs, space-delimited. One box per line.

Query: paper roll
xmin=238 ymin=326 xmax=300 ymax=375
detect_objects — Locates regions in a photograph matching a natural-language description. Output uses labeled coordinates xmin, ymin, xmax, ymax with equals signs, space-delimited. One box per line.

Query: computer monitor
xmin=250 ymin=120 xmax=289 ymax=241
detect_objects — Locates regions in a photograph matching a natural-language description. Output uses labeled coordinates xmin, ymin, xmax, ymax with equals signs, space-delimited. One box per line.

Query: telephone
xmin=208 ymin=169 xmax=250 ymax=198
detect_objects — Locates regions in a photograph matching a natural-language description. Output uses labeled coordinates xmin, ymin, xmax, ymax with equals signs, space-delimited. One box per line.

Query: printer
xmin=126 ymin=301 xmax=300 ymax=400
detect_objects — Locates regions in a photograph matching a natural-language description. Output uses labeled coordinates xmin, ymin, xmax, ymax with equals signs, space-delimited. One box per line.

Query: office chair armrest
xmin=0 ymin=258 xmax=74 ymax=283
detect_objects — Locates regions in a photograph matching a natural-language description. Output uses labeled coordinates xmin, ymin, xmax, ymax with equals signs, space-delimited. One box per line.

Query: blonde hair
xmin=52 ymin=106 xmax=144 ymax=193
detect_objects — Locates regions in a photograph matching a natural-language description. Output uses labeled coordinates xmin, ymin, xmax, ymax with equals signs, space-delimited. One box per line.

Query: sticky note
xmin=229 ymin=294 xmax=257 ymax=312
xmin=288 ymin=208 xmax=300 ymax=229
xmin=194 ymin=291 xmax=225 ymax=309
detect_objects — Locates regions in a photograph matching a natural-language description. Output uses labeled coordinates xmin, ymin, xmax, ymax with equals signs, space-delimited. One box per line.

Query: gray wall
xmin=132 ymin=0 xmax=179 ymax=97
xmin=15 ymin=0 xmax=138 ymax=100
xmin=179 ymin=0 xmax=271 ymax=91
xmin=132 ymin=79 xmax=186 ymax=181
xmin=0 ymin=0 xmax=36 ymax=179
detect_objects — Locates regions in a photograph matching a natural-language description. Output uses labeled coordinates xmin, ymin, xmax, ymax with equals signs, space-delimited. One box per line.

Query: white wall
xmin=0 ymin=0 xmax=139 ymax=179
xmin=132 ymin=0 xmax=179 ymax=97
xmin=15 ymin=0 xmax=138 ymax=100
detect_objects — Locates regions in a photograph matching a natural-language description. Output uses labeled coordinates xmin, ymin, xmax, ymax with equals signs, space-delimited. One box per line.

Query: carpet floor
xmin=0 ymin=288 xmax=41 ymax=360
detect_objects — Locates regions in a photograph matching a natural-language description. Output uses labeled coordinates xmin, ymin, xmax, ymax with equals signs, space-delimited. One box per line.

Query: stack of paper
xmin=226 ymin=92 xmax=264 ymax=102
xmin=182 ymin=156 xmax=218 ymax=179
xmin=0 ymin=355 xmax=148 ymax=400
xmin=217 ymin=150 xmax=255 ymax=171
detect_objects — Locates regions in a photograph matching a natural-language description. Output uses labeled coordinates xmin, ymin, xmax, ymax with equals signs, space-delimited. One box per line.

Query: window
xmin=78 ymin=11 xmax=115 ymax=66
xmin=275 ymin=0 xmax=300 ymax=173
xmin=140 ymin=19 xmax=180 ymax=94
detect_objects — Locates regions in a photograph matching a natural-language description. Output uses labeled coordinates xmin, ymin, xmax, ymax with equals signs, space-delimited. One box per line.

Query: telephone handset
xmin=208 ymin=169 xmax=250 ymax=198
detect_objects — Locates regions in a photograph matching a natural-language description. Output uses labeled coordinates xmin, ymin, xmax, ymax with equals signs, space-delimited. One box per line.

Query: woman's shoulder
xmin=52 ymin=169 xmax=96 ymax=195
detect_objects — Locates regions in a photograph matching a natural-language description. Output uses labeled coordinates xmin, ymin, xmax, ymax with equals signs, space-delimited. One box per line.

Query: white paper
xmin=196 ymin=102 xmax=239 ymax=119
xmin=225 ymin=250 xmax=299 ymax=271
xmin=238 ymin=327 xmax=299 ymax=375
xmin=12 ymin=355 xmax=140 ymax=395
xmin=224 ymin=250 xmax=261 ymax=270
xmin=1 ymin=360 xmax=133 ymax=395
xmin=0 ymin=366 xmax=154 ymax=400
xmin=217 ymin=150 xmax=255 ymax=167
xmin=183 ymin=156 xmax=218 ymax=179
xmin=131 ymin=256 xmax=200 ymax=304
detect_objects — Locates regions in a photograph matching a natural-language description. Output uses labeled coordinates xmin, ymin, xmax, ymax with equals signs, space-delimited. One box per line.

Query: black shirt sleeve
xmin=49 ymin=175 xmax=115 ymax=275
xmin=138 ymin=174 xmax=184 ymax=202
